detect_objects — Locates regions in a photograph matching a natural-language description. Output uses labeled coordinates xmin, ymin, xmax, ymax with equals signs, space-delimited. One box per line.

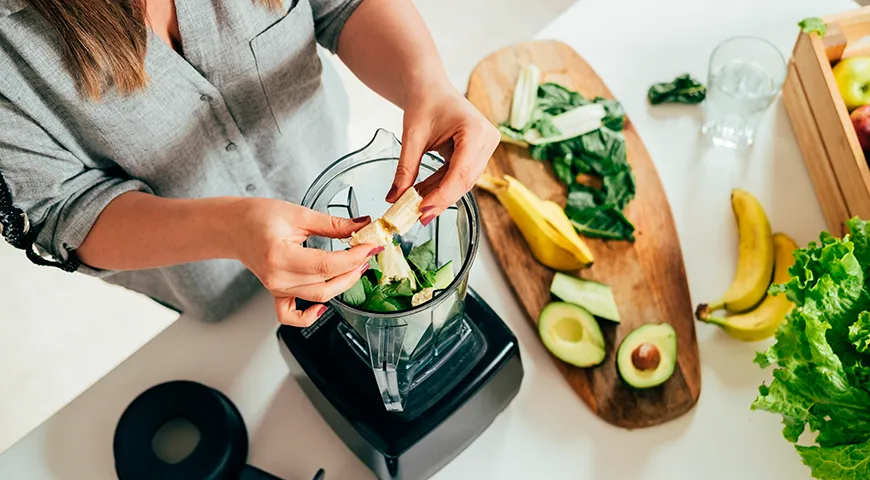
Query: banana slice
xmin=349 ymin=187 xmax=423 ymax=247
xmin=349 ymin=219 xmax=394 ymax=247
xmin=382 ymin=187 xmax=423 ymax=234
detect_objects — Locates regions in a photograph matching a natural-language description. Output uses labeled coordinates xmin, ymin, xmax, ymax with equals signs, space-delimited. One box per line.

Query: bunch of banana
xmin=476 ymin=174 xmax=594 ymax=271
xmin=349 ymin=187 xmax=423 ymax=247
xmin=695 ymin=189 xmax=797 ymax=342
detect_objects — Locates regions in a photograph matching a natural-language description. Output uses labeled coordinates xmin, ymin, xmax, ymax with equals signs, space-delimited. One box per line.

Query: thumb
xmin=388 ymin=128 xmax=427 ymax=203
xmin=299 ymin=208 xmax=371 ymax=239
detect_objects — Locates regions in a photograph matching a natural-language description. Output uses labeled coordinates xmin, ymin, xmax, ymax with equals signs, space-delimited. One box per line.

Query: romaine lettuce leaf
xmin=754 ymin=218 xmax=870 ymax=478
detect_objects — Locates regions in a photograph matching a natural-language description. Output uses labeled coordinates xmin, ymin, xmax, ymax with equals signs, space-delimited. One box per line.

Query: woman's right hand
xmin=229 ymin=198 xmax=382 ymax=327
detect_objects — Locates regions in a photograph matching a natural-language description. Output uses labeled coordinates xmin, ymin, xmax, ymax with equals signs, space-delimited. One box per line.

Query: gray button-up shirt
xmin=0 ymin=0 xmax=360 ymax=322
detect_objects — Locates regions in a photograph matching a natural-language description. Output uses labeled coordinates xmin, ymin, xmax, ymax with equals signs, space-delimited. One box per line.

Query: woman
xmin=0 ymin=0 xmax=499 ymax=326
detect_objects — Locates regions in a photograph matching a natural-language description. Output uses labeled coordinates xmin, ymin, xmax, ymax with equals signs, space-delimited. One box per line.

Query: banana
xmin=697 ymin=189 xmax=774 ymax=315
xmin=349 ymin=187 xmax=423 ymax=247
xmin=476 ymin=173 xmax=594 ymax=271
xmin=697 ymin=233 xmax=797 ymax=342
xmin=382 ymin=187 xmax=423 ymax=234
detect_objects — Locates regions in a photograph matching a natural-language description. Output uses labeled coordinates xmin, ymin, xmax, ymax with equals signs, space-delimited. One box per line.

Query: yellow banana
xmin=697 ymin=233 xmax=797 ymax=342
xmin=698 ymin=189 xmax=774 ymax=315
xmin=476 ymin=174 xmax=594 ymax=271
xmin=350 ymin=187 xmax=422 ymax=247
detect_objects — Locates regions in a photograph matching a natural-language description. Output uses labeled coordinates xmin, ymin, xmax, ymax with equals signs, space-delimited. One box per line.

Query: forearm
xmin=336 ymin=0 xmax=451 ymax=108
xmin=75 ymin=191 xmax=242 ymax=271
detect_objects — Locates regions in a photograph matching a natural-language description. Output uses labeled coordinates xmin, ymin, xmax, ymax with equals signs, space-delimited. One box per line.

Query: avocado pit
xmin=631 ymin=343 xmax=661 ymax=371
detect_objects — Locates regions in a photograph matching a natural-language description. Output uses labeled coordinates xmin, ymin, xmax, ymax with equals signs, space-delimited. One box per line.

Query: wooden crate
xmin=784 ymin=7 xmax=870 ymax=236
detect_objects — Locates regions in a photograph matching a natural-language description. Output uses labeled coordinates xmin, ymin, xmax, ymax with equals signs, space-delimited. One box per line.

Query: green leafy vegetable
xmin=343 ymin=277 xmax=367 ymax=306
xmin=407 ymin=240 xmax=436 ymax=272
xmin=647 ymin=74 xmax=706 ymax=105
xmin=381 ymin=278 xmax=414 ymax=297
xmin=799 ymin=17 xmax=828 ymax=37
xmin=753 ymin=218 xmax=870 ymax=479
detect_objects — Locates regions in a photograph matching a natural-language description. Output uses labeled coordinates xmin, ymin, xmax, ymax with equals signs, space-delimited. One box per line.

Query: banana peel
xmin=476 ymin=174 xmax=594 ymax=271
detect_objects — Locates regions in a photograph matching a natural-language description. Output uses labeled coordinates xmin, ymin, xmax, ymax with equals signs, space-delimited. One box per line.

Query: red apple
xmin=851 ymin=104 xmax=870 ymax=158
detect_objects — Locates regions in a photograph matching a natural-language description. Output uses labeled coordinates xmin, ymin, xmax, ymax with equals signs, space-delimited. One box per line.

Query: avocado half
xmin=616 ymin=323 xmax=677 ymax=389
xmin=538 ymin=302 xmax=606 ymax=368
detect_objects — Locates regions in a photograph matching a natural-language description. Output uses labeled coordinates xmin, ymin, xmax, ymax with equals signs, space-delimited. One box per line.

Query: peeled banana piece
xmin=476 ymin=173 xmax=594 ymax=271
xmin=349 ymin=187 xmax=423 ymax=247
xmin=697 ymin=233 xmax=797 ymax=342
xmin=698 ymin=189 xmax=774 ymax=314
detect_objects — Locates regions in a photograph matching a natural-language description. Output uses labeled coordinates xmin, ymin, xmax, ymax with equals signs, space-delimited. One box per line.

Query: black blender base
xmin=277 ymin=289 xmax=524 ymax=480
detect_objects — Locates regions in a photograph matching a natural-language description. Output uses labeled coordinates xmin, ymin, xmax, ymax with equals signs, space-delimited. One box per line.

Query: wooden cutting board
xmin=466 ymin=40 xmax=701 ymax=429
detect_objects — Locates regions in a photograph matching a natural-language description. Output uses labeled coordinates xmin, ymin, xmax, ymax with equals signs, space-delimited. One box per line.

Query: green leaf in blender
xmin=367 ymin=256 xmax=383 ymax=282
xmin=382 ymin=278 xmax=415 ymax=297
xmin=799 ymin=17 xmax=827 ymax=37
xmin=343 ymin=277 xmax=367 ymax=306
xmin=407 ymin=239 xmax=436 ymax=272
xmin=647 ymin=74 xmax=707 ymax=105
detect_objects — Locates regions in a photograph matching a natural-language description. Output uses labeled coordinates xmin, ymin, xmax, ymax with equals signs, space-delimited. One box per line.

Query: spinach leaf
xmin=343 ymin=278 xmax=367 ymax=306
xmin=566 ymin=204 xmax=636 ymax=241
xmin=594 ymin=97 xmax=626 ymax=131
xmin=799 ymin=17 xmax=827 ymax=37
xmin=382 ymin=278 xmax=414 ymax=297
xmin=407 ymin=240 xmax=436 ymax=272
xmin=362 ymin=284 xmax=398 ymax=312
xmin=647 ymin=74 xmax=706 ymax=105
xmin=603 ymin=168 xmax=636 ymax=210
xmin=552 ymin=155 xmax=574 ymax=187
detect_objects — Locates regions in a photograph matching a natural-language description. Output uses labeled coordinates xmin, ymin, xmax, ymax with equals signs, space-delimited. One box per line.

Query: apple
xmin=833 ymin=56 xmax=870 ymax=111
xmin=851 ymin=104 xmax=870 ymax=157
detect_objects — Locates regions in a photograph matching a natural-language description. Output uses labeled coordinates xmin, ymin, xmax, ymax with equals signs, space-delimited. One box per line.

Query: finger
xmin=388 ymin=128 xmax=427 ymax=203
xmin=286 ymin=262 xmax=370 ymax=304
xmin=299 ymin=208 xmax=371 ymax=238
xmin=420 ymin=139 xmax=489 ymax=225
xmin=274 ymin=296 xmax=328 ymax=327
xmin=290 ymin=244 xmax=382 ymax=283
xmin=415 ymin=167 xmax=447 ymax=198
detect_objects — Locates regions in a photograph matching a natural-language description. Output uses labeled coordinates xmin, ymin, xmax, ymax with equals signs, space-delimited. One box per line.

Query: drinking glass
xmin=701 ymin=36 xmax=786 ymax=150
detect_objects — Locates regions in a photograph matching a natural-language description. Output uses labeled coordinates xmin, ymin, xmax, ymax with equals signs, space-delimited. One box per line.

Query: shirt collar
xmin=0 ymin=0 xmax=28 ymax=19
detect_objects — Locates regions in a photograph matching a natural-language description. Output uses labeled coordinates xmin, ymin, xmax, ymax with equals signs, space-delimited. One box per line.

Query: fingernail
xmin=421 ymin=206 xmax=437 ymax=216
xmin=386 ymin=185 xmax=398 ymax=201
xmin=359 ymin=262 xmax=370 ymax=274
xmin=316 ymin=304 xmax=328 ymax=318
xmin=368 ymin=246 xmax=385 ymax=256
xmin=421 ymin=215 xmax=435 ymax=227
xmin=353 ymin=215 xmax=371 ymax=223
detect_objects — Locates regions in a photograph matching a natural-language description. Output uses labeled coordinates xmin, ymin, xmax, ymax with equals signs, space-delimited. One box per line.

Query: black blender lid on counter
xmin=278 ymin=288 xmax=524 ymax=480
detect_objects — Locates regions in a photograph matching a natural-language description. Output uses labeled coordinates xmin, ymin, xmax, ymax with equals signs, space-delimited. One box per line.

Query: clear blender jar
xmin=301 ymin=129 xmax=481 ymax=414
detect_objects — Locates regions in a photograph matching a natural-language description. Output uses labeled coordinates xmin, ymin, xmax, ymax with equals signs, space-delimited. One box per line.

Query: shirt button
xmin=246 ymin=184 xmax=257 ymax=193
xmin=200 ymin=94 xmax=211 ymax=101
xmin=225 ymin=142 xmax=237 ymax=152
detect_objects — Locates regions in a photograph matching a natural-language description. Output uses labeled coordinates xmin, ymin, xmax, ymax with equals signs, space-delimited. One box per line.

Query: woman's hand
xmin=230 ymin=198 xmax=381 ymax=327
xmin=386 ymin=83 xmax=500 ymax=225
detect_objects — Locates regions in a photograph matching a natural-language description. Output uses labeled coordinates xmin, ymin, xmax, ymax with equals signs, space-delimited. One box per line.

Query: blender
xmin=278 ymin=129 xmax=524 ymax=480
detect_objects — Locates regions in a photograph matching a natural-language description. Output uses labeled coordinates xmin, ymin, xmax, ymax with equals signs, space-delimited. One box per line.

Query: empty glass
xmin=301 ymin=129 xmax=480 ymax=412
xmin=701 ymin=36 xmax=786 ymax=150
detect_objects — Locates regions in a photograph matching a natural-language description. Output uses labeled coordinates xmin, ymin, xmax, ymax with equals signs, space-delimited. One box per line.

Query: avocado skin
xmin=616 ymin=323 xmax=677 ymax=389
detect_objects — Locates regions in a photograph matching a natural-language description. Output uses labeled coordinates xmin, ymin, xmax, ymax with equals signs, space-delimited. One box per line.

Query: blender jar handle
xmin=364 ymin=317 xmax=407 ymax=412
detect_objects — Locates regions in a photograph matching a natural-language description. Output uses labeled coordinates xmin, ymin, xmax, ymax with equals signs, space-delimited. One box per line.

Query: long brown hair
xmin=29 ymin=0 xmax=283 ymax=99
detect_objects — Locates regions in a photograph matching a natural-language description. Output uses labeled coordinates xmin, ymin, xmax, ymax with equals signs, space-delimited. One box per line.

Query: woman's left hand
xmin=386 ymin=82 xmax=500 ymax=226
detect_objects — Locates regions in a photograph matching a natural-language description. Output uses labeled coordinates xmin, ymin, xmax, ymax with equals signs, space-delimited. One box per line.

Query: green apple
xmin=833 ymin=56 xmax=870 ymax=111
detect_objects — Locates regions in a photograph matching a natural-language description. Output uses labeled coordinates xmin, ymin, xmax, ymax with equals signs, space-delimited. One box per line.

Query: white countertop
xmin=0 ymin=0 xmax=859 ymax=478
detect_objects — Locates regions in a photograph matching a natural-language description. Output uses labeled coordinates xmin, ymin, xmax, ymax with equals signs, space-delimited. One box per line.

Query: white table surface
xmin=0 ymin=0 xmax=859 ymax=478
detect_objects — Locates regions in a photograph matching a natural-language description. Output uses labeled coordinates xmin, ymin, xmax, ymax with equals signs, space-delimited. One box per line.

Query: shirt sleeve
xmin=0 ymin=95 xmax=151 ymax=276
xmin=308 ymin=0 xmax=364 ymax=53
